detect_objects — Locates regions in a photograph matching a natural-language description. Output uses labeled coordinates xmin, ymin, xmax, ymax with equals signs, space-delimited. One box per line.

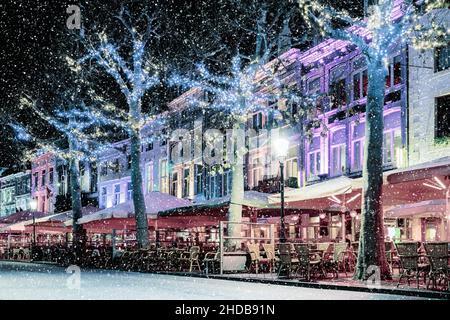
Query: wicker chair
xmin=262 ymin=243 xmax=277 ymax=273
xmin=394 ymin=242 xmax=429 ymax=288
xmin=247 ymin=244 xmax=269 ymax=273
xmin=277 ymin=243 xmax=298 ymax=279
xmin=119 ymin=251 xmax=132 ymax=270
xmin=294 ymin=244 xmax=312 ymax=281
xmin=424 ymin=242 xmax=449 ymax=290
xmin=323 ymin=243 xmax=348 ymax=278
xmin=179 ymin=246 xmax=201 ymax=272
xmin=294 ymin=243 xmax=323 ymax=280
xmin=203 ymin=250 xmax=220 ymax=275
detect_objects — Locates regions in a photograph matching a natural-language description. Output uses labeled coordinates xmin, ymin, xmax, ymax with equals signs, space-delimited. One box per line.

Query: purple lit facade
xmin=299 ymin=44 xmax=407 ymax=185
xmin=247 ymin=42 xmax=407 ymax=192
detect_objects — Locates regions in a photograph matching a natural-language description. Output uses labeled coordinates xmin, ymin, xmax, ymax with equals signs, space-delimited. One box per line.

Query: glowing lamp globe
xmin=30 ymin=199 xmax=38 ymax=211
xmin=274 ymin=138 xmax=289 ymax=160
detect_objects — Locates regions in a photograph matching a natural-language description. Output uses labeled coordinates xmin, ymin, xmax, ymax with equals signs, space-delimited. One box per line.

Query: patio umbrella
xmin=76 ymin=192 xmax=192 ymax=231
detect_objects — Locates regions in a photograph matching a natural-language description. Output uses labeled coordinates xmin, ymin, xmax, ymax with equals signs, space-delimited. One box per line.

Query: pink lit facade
xmin=31 ymin=152 xmax=57 ymax=213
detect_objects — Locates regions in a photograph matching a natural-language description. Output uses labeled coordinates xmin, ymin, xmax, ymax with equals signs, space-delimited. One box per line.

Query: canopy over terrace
xmin=385 ymin=157 xmax=450 ymax=241
xmin=0 ymin=211 xmax=48 ymax=234
xmin=268 ymin=176 xmax=363 ymax=212
xmin=157 ymin=191 xmax=280 ymax=228
xmin=385 ymin=156 xmax=450 ymax=203
xmin=76 ymin=192 xmax=192 ymax=233
xmin=23 ymin=206 xmax=100 ymax=234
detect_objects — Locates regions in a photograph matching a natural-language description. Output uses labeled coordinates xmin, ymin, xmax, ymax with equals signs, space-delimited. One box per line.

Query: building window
xmin=101 ymin=187 xmax=107 ymax=208
xmin=435 ymin=94 xmax=450 ymax=139
xmin=49 ymin=168 xmax=54 ymax=185
xmin=100 ymin=165 xmax=108 ymax=176
xmin=146 ymin=163 xmax=154 ymax=193
xmin=285 ymin=158 xmax=298 ymax=179
xmin=127 ymin=155 xmax=132 ymax=170
xmin=215 ymin=174 xmax=224 ymax=198
xmin=58 ymin=168 xmax=65 ymax=194
xmin=194 ymin=164 xmax=204 ymax=196
xmin=331 ymin=144 xmax=346 ymax=176
xmin=111 ymin=159 xmax=120 ymax=173
xmin=435 ymin=43 xmax=450 ymax=72
xmin=251 ymin=158 xmax=263 ymax=188
xmin=386 ymin=55 xmax=402 ymax=88
xmin=209 ymin=175 xmax=217 ymax=198
xmin=160 ymin=160 xmax=168 ymax=193
xmin=308 ymin=151 xmax=321 ymax=178
xmin=127 ymin=182 xmax=132 ymax=201
xmin=352 ymin=139 xmax=364 ymax=171
xmin=33 ymin=173 xmax=38 ymax=190
xmin=352 ymin=69 xmax=368 ymax=101
xmin=223 ymin=170 xmax=232 ymax=196
xmin=182 ymin=168 xmax=190 ymax=198
xmin=208 ymin=173 xmax=225 ymax=199
xmin=145 ymin=142 xmax=153 ymax=152
xmin=329 ymin=65 xmax=347 ymax=109
xmin=383 ymin=128 xmax=401 ymax=166
xmin=307 ymin=77 xmax=321 ymax=94
xmin=171 ymin=172 xmax=178 ymax=197
xmin=160 ymin=129 xmax=167 ymax=146
xmin=113 ymin=184 xmax=121 ymax=206
xmin=307 ymin=137 xmax=321 ymax=180
xmin=329 ymin=78 xmax=346 ymax=109
xmin=252 ymin=112 xmax=263 ymax=131
xmin=41 ymin=170 xmax=46 ymax=187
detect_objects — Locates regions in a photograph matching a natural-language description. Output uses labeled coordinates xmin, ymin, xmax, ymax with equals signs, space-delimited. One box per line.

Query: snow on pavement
xmin=0 ymin=262 xmax=426 ymax=300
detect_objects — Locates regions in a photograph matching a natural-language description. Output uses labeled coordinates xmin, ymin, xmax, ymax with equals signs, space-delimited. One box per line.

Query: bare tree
xmin=77 ymin=6 xmax=161 ymax=248
xmin=12 ymin=92 xmax=125 ymax=263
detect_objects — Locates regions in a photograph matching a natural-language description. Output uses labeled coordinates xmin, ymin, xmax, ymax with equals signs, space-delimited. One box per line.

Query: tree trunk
xmin=226 ymin=120 xmax=245 ymax=250
xmin=129 ymin=102 xmax=149 ymax=249
xmin=355 ymin=58 xmax=391 ymax=280
xmin=69 ymin=139 xmax=84 ymax=265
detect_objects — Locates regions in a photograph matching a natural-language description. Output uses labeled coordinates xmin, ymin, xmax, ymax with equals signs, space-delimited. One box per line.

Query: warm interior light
xmin=346 ymin=193 xmax=361 ymax=204
xmin=328 ymin=195 xmax=341 ymax=204
xmin=433 ymin=176 xmax=446 ymax=190
xmin=423 ymin=182 xmax=443 ymax=191
xmin=30 ymin=199 xmax=37 ymax=211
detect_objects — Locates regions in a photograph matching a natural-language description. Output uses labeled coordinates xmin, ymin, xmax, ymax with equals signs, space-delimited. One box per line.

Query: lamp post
xmin=274 ymin=138 xmax=289 ymax=243
xmin=29 ymin=199 xmax=38 ymax=260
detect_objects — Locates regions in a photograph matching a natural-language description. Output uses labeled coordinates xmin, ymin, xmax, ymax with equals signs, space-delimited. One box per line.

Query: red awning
xmin=0 ymin=211 xmax=48 ymax=225
xmin=387 ymin=157 xmax=450 ymax=184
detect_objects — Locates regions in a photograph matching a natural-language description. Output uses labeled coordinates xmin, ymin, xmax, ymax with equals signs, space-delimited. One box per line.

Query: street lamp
xmin=30 ymin=199 xmax=38 ymax=260
xmin=274 ymin=138 xmax=289 ymax=243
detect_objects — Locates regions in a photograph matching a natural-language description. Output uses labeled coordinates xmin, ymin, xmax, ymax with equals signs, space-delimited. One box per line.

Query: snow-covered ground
xmin=0 ymin=262 xmax=425 ymax=300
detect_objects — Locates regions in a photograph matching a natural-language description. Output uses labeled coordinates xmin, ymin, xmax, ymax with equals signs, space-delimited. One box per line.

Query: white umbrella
xmin=76 ymin=192 xmax=191 ymax=225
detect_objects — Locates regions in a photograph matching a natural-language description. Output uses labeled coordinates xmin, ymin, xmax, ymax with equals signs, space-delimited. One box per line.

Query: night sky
xmin=0 ymin=0 xmax=363 ymax=173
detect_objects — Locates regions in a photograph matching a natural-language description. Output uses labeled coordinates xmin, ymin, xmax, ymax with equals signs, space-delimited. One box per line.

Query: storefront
xmin=385 ymin=157 xmax=450 ymax=242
